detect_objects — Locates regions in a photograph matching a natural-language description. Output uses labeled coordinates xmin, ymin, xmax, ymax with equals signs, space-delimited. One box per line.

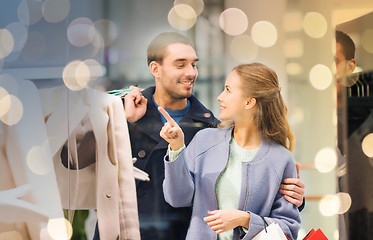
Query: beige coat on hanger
xmin=39 ymin=85 xmax=140 ymax=240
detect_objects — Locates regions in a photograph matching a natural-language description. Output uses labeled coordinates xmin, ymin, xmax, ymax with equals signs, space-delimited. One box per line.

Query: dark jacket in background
xmin=129 ymin=86 xmax=218 ymax=240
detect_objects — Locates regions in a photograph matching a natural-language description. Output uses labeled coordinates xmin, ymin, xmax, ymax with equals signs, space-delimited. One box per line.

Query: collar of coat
xmin=130 ymin=86 xmax=219 ymax=144
xmin=218 ymin=127 xmax=272 ymax=165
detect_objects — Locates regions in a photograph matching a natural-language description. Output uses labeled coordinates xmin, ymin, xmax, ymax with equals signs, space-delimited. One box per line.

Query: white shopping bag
xmin=252 ymin=219 xmax=288 ymax=240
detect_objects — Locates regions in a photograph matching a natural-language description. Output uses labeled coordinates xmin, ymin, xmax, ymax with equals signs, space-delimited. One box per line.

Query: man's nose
xmin=184 ymin=65 xmax=197 ymax=77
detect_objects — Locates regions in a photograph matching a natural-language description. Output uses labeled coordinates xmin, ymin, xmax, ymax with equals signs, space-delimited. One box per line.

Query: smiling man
xmin=124 ymin=32 xmax=219 ymax=240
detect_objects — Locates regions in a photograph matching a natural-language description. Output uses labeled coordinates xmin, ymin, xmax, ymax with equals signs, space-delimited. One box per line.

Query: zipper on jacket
xmin=242 ymin=164 xmax=249 ymax=211
xmin=214 ymin=145 xmax=231 ymax=240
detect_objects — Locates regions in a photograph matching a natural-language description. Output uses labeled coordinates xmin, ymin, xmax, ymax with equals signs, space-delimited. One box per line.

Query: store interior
xmin=1 ymin=0 xmax=373 ymax=239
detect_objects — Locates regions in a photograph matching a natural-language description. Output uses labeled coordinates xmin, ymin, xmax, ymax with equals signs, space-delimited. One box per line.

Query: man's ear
xmin=245 ymin=97 xmax=256 ymax=110
xmin=347 ymin=59 xmax=356 ymax=73
xmin=149 ymin=61 xmax=160 ymax=78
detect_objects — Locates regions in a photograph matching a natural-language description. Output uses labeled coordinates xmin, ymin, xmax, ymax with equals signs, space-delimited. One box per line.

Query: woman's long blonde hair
xmin=219 ymin=63 xmax=295 ymax=151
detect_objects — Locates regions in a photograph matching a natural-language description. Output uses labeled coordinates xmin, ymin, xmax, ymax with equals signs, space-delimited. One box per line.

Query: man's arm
xmin=279 ymin=163 xmax=305 ymax=209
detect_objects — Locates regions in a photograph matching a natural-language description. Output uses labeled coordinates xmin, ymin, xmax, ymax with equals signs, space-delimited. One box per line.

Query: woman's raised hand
xmin=158 ymin=107 xmax=185 ymax=151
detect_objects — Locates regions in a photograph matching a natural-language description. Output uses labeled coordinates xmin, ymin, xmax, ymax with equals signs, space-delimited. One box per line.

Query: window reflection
xmin=5 ymin=0 xmax=373 ymax=239
xmin=337 ymin=11 xmax=373 ymax=240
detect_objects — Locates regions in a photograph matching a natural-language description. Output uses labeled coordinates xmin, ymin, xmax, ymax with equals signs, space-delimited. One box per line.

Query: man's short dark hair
xmin=336 ymin=30 xmax=355 ymax=60
xmin=147 ymin=32 xmax=194 ymax=65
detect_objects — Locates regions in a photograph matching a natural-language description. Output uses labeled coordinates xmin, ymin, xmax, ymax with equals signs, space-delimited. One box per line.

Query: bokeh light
xmin=289 ymin=107 xmax=305 ymax=125
xmin=94 ymin=19 xmax=118 ymax=47
xmin=0 ymin=231 xmax=23 ymax=240
xmin=303 ymin=12 xmax=328 ymax=39
xmin=251 ymin=21 xmax=277 ymax=48
xmin=0 ymin=94 xmax=23 ymax=126
xmin=314 ymin=147 xmax=337 ymax=173
xmin=174 ymin=0 xmax=204 ymax=16
xmin=17 ymin=0 xmax=30 ymax=26
xmin=219 ymin=8 xmax=248 ymax=36
xmin=362 ymin=133 xmax=373 ymax=158
xmin=283 ymin=38 xmax=303 ymax=58
xmin=21 ymin=31 xmax=46 ymax=61
xmin=67 ymin=18 xmax=96 ymax=47
xmin=63 ymin=60 xmax=91 ymax=91
xmin=22 ymin=0 xmax=43 ymax=25
xmin=0 ymin=74 xmax=19 ymax=95
xmin=286 ymin=62 xmax=302 ymax=75
xmin=26 ymin=145 xmax=50 ymax=175
xmin=6 ymin=22 xmax=28 ymax=52
xmin=47 ymin=218 xmax=72 ymax=240
xmin=230 ymin=35 xmax=258 ymax=62
xmin=84 ymin=59 xmax=105 ymax=80
xmin=309 ymin=64 xmax=333 ymax=90
xmin=168 ymin=4 xmax=197 ymax=31
xmin=0 ymin=87 xmax=11 ymax=117
xmin=0 ymin=29 xmax=15 ymax=59
xmin=89 ymin=28 xmax=105 ymax=57
xmin=283 ymin=11 xmax=303 ymax=32
xmin=336 ymin=192 xmax=352 ymax=214
xmin=319 ymin=194 xmax=340 ymax=216
xmin=42 ymin=0 xmax=70 ymax=23
xmin=361 ymin=29 xmax=373 ymax=54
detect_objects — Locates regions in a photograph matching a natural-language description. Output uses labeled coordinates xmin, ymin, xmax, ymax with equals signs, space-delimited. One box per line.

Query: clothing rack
xmin=347 ymin=70 xmax=373 ymax=137
xmin=347 ymin=71 xmax=373 ymax=98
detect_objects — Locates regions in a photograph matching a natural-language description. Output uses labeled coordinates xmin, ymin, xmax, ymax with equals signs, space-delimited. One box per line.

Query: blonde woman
xmin=159 ymin=63 xmax=301 ymax=240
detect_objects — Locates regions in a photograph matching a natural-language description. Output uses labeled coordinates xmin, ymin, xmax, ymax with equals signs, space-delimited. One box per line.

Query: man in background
xmin=335 ymin=29 xmax=356 ymax=240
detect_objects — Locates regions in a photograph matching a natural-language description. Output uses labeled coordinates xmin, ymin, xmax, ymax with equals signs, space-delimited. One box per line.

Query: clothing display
xmin=347 ymin=112 xmax=373 ymax=239
xmin=38 ymin=85 xmax=140 ymax=240
xmin=0 ymin=79 xmax=67 ymax=239
xmin=340 ymin=71 xmax=373 ymax=239
xmin=163 ymin=127 xmax=301 ymax=240
xmin=128 ymin=86 xmax=218 ymax=239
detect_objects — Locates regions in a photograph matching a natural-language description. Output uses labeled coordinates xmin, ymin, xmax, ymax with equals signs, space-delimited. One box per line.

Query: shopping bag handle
xmin=260 ymin=216 xmax=269 ymax=233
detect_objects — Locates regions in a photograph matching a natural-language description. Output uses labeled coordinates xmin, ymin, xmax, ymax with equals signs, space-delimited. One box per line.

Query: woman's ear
xmin=245 ymin=97 xmax=256 ymax=109
xmin=149 ymin=61 xmax=160 ymax=78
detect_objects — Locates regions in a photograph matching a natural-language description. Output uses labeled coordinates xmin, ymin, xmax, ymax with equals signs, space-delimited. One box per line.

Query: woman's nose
xmin=217 ymin=92 xmax=223 ymax=102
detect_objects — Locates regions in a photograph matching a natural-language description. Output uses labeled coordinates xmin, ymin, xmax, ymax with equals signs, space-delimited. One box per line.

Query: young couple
xmin=123 ymin=32 xmax=304 ymax=240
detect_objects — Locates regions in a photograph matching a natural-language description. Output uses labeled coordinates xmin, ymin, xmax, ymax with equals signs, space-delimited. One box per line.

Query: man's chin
xmin=177 ymin=89 xmax=193 ymax=99
xmin=177 ymin=94 xmax=192 ymax=100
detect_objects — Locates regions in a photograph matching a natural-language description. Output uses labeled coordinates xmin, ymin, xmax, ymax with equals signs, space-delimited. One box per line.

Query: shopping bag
xmin=302 ymin=228 xmax=328 ymax=240
xmin=252 ymin=217 xmax=288 ymax=240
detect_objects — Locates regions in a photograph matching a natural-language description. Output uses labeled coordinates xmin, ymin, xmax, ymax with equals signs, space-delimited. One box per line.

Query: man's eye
xmin=177 ymin=64 xmax=184 ymax=68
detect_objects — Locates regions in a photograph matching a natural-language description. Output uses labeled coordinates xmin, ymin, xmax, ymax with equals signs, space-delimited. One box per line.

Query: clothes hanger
xmin=360 ymin=74 xmax=370 ymax=97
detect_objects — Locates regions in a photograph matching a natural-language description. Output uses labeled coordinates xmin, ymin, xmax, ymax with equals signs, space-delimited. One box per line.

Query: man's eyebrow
xmin=174 ymin=58 xmax=199 ymax=62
